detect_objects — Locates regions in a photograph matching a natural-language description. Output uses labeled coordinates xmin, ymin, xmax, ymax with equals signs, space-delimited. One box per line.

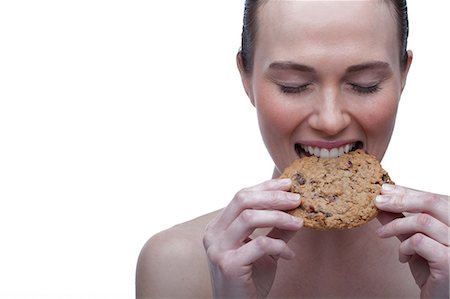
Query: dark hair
xmin=240 ymin=0 xmax=409 ymax=73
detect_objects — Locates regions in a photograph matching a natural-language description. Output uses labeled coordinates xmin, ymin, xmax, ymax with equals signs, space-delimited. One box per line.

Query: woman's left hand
xmin=375 ymin=184 xmax=450 ymax=299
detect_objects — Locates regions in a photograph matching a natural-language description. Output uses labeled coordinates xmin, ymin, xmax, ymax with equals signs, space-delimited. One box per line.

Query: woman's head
xmin=240 ymin=0 xmax=409 ymax=73
xmin=236 ymin=0 xmax=413 ymax=176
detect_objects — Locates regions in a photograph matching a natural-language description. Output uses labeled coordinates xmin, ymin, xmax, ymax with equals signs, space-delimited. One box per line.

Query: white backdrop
xmin=0 ymin=1 xmax=448 ymax=298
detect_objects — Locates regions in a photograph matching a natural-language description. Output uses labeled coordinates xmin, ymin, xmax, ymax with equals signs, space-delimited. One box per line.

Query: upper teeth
xmin=300 ymin=143 xmax=356 ymax=158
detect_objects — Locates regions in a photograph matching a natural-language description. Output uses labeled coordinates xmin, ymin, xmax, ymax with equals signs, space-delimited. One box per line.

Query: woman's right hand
xmin=203 ymin=178 xmax=303 ymax=299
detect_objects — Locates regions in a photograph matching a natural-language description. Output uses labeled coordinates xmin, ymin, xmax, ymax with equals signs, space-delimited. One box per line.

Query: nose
xmin=307 ymin=88 xmax=351 ymax=136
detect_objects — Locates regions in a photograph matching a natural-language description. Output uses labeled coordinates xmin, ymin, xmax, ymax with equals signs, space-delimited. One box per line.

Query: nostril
xmin=308 ymin=108 xmax=351 ymax=137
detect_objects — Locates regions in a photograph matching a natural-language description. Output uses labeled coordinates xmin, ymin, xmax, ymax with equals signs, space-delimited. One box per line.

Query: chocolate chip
xmin=303 ymin=204 xmax=317 ymax=213
xmin=347 ymin=160 xmax=353 ymax=168
xmin=293 ymin=173 xmax=306 ymax=185
xmin=307 ymin=213 xmax=318 ymax=219
xmin=326 ymin=195 xmax=338 ymax=203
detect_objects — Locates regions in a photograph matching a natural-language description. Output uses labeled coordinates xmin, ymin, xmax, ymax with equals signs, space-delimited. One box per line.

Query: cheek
xmin=357 ymin=94 xmax=399 ymax=159
xmin=253 ymin=85 xmax=309 ymax=169
xmin=257 ymin=102 xmax=292 ymax=134
xmin=254 ymin=87 xmax=304 ymax=139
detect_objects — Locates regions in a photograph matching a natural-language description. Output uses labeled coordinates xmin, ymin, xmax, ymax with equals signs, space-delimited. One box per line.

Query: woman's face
xmin=239 ymin=0 xmax=412 ymax=176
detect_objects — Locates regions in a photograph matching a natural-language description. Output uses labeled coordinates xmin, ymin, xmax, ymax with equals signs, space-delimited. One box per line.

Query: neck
xmin=272 ymin=166 xmax=282 ymax=179
xmin=290 ymin=220 xmax=382 ymax=260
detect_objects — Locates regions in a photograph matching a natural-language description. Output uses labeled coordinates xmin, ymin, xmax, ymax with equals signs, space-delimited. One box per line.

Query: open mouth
xmin=295 ymin=141 xmax=364 ymax=159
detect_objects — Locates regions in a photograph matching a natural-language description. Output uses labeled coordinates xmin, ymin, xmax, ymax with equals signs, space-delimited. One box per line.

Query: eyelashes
xmin=277 ymin=83 xmax=382 ymax=95
xmin=279 ymin=84 xmax=311 ymax=94
xmin=348 ymin=83 xmax=381 ymax=94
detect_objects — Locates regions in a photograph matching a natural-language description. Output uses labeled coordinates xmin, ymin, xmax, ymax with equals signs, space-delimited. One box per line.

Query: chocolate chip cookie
xmin=280 ymin=150 xmax=393 ymax=229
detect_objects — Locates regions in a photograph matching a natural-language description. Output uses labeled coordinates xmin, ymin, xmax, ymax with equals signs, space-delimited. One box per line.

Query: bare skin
xmin=136 ymin=190 xmax=419 ymax=298
xmin=137 ymin=183 xmax=448 ymax=298
xmin=137 ymin=1 xmax=449 ymax=298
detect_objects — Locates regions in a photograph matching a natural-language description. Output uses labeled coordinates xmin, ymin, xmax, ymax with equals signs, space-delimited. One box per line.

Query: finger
xmin=225 ymin=209 xmax=302 ymax=246
xmin=267 ymin=223 xmax=303 ymax=245
xmin=214 ymin=183 xmax=300 ymax=230
xmin=377 ymin=213 xmax=450 ymax=246
xmin=245 ymin=178 xmax=293 ymax=192
xmin=376 ymin=211 xmax=408 ymax=242
xmin=399 ymin=233 xmax=449 ymax=270
xmin=375 ymin=185 xmax=450 ymax=226
xmin=376 ymin=210 xmax=404 ymax=226
xmin=234 ymin=236 xmax=295 ymax=266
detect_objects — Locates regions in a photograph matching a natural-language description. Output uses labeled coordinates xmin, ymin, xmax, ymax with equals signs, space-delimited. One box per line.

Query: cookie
xmin=280 ymin=149 xmax=393 ymax=229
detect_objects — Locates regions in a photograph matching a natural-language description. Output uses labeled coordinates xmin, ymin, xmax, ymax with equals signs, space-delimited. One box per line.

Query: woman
xmin=137 ymin=1 xmax=449 ymax=298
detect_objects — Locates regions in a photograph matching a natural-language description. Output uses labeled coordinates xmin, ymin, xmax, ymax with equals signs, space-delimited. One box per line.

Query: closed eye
xmin=349 ymin=83 xmax=381 ymax=94
xmin=279 ymin=84 xmax=311 ymax=94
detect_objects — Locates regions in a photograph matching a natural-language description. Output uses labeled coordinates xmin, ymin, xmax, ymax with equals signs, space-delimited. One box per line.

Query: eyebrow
xmin=268 ymin=61 xmax=315 ymax=73
xmin=267 ymin=61 xmax=391 ymax=74
xmin=346 ymin=61 xmax=391 ymax=73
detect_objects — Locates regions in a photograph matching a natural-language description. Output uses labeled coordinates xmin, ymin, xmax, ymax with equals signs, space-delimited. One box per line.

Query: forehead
xmin=255 ymin=0 xmax=399 ymax=70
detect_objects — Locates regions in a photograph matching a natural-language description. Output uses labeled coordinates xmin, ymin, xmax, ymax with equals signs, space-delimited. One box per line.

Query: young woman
xmin=137 ymin=1 xmax=449 ymax=298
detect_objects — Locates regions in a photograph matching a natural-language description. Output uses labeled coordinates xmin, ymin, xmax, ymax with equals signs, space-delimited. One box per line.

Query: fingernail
xmin=375 ymin=226 xmax=384 ymax=236
xmin=291 ymin=215 xmax=303 ymax=225
xmin=279 ymin=178 xmax=292 ymax=185
xmin=288 ymin=193 xmax=301 ymax=202
xmin=382 ymin=184 xmax=395 ymax=191
xmin=375 ymin=195 xmax=390 ymax=204
xmin=285 ymin=248 xmax=296 ymax=260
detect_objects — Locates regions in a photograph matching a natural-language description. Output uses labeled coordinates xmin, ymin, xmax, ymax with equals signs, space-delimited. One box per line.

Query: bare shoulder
xmin=136 ymin=210 xmax=220 ymax=299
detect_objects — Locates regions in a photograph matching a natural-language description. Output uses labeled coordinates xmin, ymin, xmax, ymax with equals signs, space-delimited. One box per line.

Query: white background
xmin=0 ymin=1 xmax=449 ymax=298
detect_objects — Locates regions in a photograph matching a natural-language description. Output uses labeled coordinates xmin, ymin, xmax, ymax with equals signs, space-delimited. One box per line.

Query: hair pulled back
xmin=240 ymin=0 xmax=409 ymax=73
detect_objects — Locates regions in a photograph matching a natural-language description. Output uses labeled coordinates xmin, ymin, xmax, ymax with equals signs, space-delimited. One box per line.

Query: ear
xmin=236 ymin=51 xmax=255 ymax=107
xmin=400 ymin=50 xmax=413 ymax=93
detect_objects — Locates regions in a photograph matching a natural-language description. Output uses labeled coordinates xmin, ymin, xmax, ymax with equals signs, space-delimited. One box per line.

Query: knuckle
xmin=423 ymin=193 xmax=439 ymax=206
xmin=392 ymin=195 xmax=406 ymax=210
xmin=205 ymin=244 xmax=218 ymax=260
xmin=269 ymin=191 xmax=281 ymax=203
xmin=253 ymin=236 xmax=270 ymax=249
xmin=238 ymin=185 xmax=252 ymax=194
xmin=269 ymin=191 xmax=291 ymax=207
xmin=388 ymin=219 xmax=399 ymax=233
xmin=234 ymin=189 xmax=250 ymax=207
xmin=215 ymin=252 xmax=236 ymax=276
xmin=203 ymin=229 xmax=214 ymax=249
xmin=411 ymin=233 xmax=425 ymax=247
xmin=206 ymin=245 xmax=230 ymax=267
xmin=416 ymin=213 xmax=432 ymax=227
xmin=240 ymin=209 xmax=255 ymax=224
xmin=204 ymin=220 xmax=214 ymax=234
xmin=203 ymin=221 xmax=218 ymax=248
